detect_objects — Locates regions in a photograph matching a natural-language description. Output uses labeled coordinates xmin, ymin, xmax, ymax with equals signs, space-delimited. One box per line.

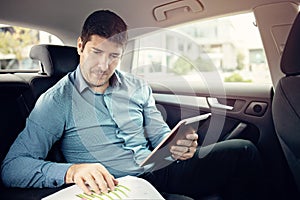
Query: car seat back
xmin=272 ymin=11 xmax=300 ymax=193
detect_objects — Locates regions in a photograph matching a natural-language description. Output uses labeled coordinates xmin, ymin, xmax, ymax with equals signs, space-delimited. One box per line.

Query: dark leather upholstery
xmin=30 ymin=44 xmax=79 ymax=76
xmin=0 ymin=77 xmax=29 ymax=169
xmin=280 ymin=13 xmax=300 ymax=76
xmin=272 ymin=12 xmax=300 ymax=193
xmin=26 ymin=45 xmax=79 ymax=111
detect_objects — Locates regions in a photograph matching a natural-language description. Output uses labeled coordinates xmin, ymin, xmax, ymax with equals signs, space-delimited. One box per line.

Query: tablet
xmin=140 ymin=113 xmax=211 ymax=169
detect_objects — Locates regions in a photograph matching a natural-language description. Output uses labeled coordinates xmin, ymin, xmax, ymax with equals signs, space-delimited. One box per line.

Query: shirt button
xmin=53 ymin=180 xmax=58 ymax=186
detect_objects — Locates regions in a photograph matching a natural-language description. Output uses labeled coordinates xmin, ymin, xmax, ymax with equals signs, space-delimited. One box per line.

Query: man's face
xmin=77 ymin=35 xmax=123 ymax=92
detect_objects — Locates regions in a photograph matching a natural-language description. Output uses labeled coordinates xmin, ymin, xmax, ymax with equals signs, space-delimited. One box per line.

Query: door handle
xmin=153 ymin=0 xmax=203 ymax=21
xmin=207 ymin=97 xmax=233 ymax=110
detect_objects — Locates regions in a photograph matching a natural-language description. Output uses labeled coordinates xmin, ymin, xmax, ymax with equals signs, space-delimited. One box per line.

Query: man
xmin=1 ymin=10 xmax=265 ymax=199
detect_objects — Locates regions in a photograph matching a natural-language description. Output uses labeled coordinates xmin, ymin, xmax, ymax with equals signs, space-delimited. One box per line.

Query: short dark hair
xmin=80 ymin=10 xmax=128 ymax=49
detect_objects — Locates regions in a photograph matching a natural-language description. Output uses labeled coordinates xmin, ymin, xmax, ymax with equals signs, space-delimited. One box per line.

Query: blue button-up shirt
xmin=1 ymin=67 xmax=170 ymax=188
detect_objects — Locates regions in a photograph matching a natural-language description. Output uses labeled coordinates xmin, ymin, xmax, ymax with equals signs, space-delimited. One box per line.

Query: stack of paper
xmin=42 ymin=175 xmax=165 ymax=200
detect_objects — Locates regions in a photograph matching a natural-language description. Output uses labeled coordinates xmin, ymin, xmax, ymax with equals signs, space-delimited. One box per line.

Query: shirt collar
xmin=73 ymin=66 xmax=122 ymax=94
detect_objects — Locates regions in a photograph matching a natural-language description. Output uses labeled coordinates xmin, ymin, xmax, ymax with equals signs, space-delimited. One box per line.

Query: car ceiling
xmin=0 ymin=0 xmax=298 ymax=46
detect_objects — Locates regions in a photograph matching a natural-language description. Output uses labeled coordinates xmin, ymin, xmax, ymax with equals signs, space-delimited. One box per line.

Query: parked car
xmin=0 ymin=0 xmax=299 ymax=199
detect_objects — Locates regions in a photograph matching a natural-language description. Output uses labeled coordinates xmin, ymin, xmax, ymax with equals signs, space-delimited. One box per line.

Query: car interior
xmin=0 ymin=0 xmax=300 ymax=199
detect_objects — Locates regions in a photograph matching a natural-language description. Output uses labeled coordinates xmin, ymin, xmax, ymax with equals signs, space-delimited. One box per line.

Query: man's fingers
xmin=176 ymin=132 xmax=198 ymax=146
xmin=96 ymin=166 xmax=116 ymax=192
xmin=171 ymin=145 xmax=188 ymax=153
xmin=103 ymin=174 xmax=116 ymax=191
xmin=93 ymin=172 xmax=108 ymax=194
xmin=191 ymin=140 xmax=198 ymax=147
xmin=92 ymin=167 xmax=116 ymax=194
xmin=172 ymin=146 xmax=196 ymax=154
xmin=112 ymin=175 xmax=119 ymax=187
xmin=113 ymin=178 xmax=119 ymax=186
xmin=171 ymin=130 xmax=198 ymax=161
xmin=177 ymin=139 xmax=197 ymax=147
xmin=68 ymin=163 xmax=118 ymax=195
xmin=186 ymin=132 xmax=198 ymax=141
xmin=171 ymin=145 xmax=196 ymax=160
xmin=171 ymin=152 xmax=192 ymax=160
xmin=75 ymin=177 xmax=92 ymax=195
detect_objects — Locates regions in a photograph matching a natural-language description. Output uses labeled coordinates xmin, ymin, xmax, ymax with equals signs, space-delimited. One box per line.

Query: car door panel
xmin=151 ymin=82 xmax=295 ymax=198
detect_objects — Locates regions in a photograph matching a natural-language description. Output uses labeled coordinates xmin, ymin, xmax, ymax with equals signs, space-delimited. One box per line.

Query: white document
xmin=42 ymin=175 xmax=165 ymax=200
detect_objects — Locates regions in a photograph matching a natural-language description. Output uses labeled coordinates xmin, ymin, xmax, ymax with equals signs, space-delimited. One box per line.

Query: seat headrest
xmin=30 ymin=44 xmax=79 ymax=76
xmin=281 ymin=12 xmax=300 ymax=76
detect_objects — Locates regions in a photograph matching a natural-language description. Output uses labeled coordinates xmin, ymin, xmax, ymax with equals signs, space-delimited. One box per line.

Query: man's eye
xmin=111 ymin=54 xmax=120 ymax=59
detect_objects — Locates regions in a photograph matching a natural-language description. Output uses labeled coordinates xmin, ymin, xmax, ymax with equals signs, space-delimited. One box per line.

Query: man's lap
xmin=140 ymin=139 xmax=263 ymax=199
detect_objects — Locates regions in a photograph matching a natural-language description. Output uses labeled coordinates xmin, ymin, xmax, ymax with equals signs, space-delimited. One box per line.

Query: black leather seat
xmin=272 ymin=12 xmax=300 ymax=197
xmin=26 ymin=44 xmax=79 ymax=111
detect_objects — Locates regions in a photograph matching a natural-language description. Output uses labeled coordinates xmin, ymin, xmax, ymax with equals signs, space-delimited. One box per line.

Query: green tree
xmin=172 ymin=55 xmax=215 ymax=75
xmin=193 ymin=56 xmax=215 ymax=72
xmin=0 ymin=27 xmax=38 ymax=68
xmin=224 ymin=73 xmax=252 ymax=82
xmin=172 ymin=57 xmax=193 ymax=75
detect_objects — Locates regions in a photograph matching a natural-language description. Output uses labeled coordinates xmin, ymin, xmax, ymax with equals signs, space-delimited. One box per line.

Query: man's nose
xmin=97 ymin=54 xmax=109 ymax=71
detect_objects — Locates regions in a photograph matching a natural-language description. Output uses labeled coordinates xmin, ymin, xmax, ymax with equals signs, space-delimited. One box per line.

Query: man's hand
xmin=65 ymin=163 xmax=118 ymax=195
xmin=170 ymin=131 xmax=198 ymax=160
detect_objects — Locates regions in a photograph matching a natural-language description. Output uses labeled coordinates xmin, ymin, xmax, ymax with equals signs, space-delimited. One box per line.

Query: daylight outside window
xmin=0 ymin=25 xmax=63 ymax=70
xmin=126 ymin=12 xmax=272 ymax=84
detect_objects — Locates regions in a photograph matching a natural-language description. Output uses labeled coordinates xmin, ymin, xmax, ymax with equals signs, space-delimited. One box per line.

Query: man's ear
xmin=77 ymin=37 xmax=83 ymax=54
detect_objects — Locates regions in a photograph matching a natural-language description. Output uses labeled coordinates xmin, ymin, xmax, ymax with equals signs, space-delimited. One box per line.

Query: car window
xmin=0 ymin=25 xmax=63 ymax=70
xmin=123 ymin=12 xmax=272 ymax=85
